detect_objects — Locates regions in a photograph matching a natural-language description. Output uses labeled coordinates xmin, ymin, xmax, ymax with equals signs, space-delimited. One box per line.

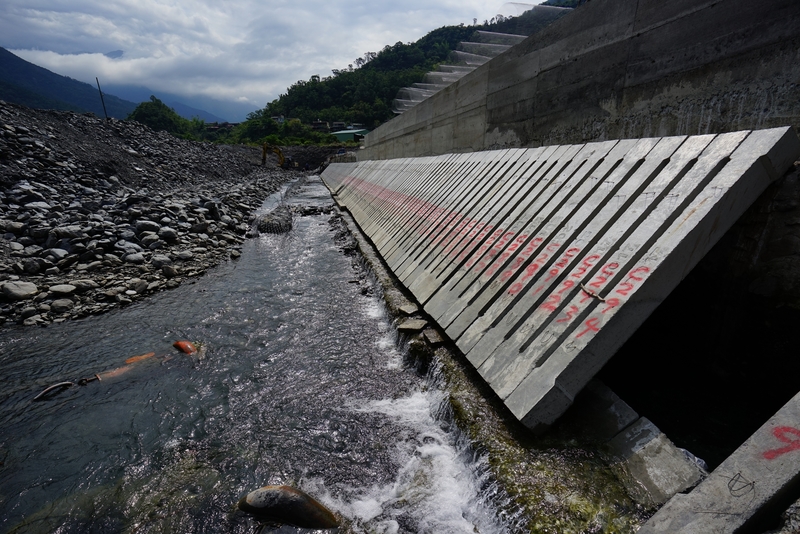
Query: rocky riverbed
xmin=0 ymin=100 xmax=312 ymax=327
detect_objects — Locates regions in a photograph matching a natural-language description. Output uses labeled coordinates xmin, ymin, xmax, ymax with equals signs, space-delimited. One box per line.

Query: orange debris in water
xmin=173 ymin=340 xmax=197 ymax=354
xmin=125 ymin=352 xmax=156 ymax=364
xmin=98 ymin=366 xmax=132 ymax=380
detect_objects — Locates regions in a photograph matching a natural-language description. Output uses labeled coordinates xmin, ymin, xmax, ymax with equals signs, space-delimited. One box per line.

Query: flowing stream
xmin=0 ymin=176 xmax=516 ymax=533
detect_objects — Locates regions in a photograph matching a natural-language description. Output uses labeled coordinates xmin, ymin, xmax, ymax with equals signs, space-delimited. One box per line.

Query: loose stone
xmin=1 ymin=281 xmax=38 ymax=300
xmin=50 ymin=299 xmax=74 ymax=314
xmin=49 ymin=284 xmax=76 ymax=295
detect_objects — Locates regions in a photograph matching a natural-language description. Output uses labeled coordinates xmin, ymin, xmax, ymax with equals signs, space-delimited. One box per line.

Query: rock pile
xmin=0 ymin=100 xmax=300 ymax=327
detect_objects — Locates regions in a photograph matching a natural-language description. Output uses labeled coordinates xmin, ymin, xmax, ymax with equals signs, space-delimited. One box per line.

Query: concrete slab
xmin=321 ymin=128 xmax=800 ymax=435
xmin=397 ymin=318 xmax=428 ymax=333
xmin=469 ymin=135 xmax=708 ymax=397
xmin=504 ymin=128 xmax=800 ymax=430
xmin=423 ymin=328 xmax=445 ymax=346
xmin=406 ymin=149 xmax=537 ymax=301
xmin=398 ymin=303 xmax=419 ymax=315
xmin=639 ymin=389 xmax=800 ymax=533
xmin=394 ymin=150 xmax=519 ymax=277
xmin=605 ymin=417 xmax=707 ymax=508
xmin=554 ymin=379 xmax=639 ymax=444
xmin=383 ymin=153 xmax=489 ymax=267
xmin=441 ymin=138 xmax=644 ymax=344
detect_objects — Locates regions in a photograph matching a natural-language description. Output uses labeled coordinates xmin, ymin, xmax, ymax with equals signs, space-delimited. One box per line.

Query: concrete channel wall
xmin=360 ymin=0 xmax=800 ymax=160
xmin=322 ymin=128 xmax=800 ymax=433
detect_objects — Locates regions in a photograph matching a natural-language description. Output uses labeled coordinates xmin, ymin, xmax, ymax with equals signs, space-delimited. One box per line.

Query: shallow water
xmin=0 ymin=176 xmax=514 ymax=533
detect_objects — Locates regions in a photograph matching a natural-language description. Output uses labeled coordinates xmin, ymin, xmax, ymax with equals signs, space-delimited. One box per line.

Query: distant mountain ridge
xmin=0 ymin=47 xmax=233 ymax=122
xmin=103 ymin=83 xmax=251 ymax=122
xmin=0 ymin=47 xmax=137 ymax=118
xmin=168 ymin=101 xmax=227 ymax=123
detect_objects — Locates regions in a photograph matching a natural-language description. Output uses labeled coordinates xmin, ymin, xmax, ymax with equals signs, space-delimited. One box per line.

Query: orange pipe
xmin=98 ymin=366 xmax=132 ymax=380
xmin=125 ymin=351 xmax=156 ymax=364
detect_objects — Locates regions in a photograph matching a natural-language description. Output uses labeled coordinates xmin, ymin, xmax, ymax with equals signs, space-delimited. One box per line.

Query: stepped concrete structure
xmin=322 ymin=129 xmax=800 ymax=431
xmin=321 ymin=0 xmax=800 ymax=527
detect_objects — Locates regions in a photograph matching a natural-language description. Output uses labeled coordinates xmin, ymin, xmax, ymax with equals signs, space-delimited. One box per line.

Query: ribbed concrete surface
xmin=322 ymin=128 xmax=800 ymax=431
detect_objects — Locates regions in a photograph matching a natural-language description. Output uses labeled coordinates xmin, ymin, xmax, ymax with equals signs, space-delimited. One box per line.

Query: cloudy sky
xmin=0 ymin=0 xmax=530 ymax=119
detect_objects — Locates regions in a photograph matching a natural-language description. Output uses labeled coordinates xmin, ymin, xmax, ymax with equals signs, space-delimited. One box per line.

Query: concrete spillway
xmin=322 ymin=128 xmax=800 ymax=432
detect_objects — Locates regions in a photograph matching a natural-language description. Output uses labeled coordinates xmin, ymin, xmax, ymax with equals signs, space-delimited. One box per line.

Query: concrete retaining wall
xmin=361 ymin=0 xmax=800 ymax=160
xmin=323 ymin=128 xmax=800 ymax=431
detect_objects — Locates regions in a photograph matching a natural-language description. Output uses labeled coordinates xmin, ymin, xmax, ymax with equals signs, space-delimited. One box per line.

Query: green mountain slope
xmin=0 ymin=79 xmax=85 ymax=113
xmin=0 ymin=47 xmax=136 ymax=118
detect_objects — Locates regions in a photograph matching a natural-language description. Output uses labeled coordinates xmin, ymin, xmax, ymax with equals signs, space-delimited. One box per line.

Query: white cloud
xmin=0 ymin=0 xmax=510 ymax=113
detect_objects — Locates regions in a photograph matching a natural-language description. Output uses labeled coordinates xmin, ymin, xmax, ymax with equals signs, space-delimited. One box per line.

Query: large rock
xmin=237 ymin=485 xmax=338 ymax=529
xmin=50 ymin=299 xmax=74 ymax=314
xmin=151 ymin=254 xmax=172 ymax=268
xmin=0 ymin=219 xmax=26 ymax=235
xmin=49 ymin=284 xmax=76 ymax=296
xmin=71 ymin=279 xmax=99 ymax=292
xmin=158 ymin=226 xmax=179 ymax=243
xmin=125 ymin=253 xmax=145 ymax=264
xmin=1 ymin=281 xmax=38 ymax=300
xmin=52 ymin=225 xmax=82 ymax=239
xmin=135 ymin=220 xmax=161 ymax=234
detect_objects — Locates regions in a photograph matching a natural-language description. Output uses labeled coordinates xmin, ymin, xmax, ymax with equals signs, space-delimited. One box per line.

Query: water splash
xmin=308 ymin=390 xmax=515 ymax=534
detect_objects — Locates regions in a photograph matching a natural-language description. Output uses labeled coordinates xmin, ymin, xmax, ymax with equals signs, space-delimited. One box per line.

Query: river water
xmin=0 ymin=176 xmax=517 ymax=533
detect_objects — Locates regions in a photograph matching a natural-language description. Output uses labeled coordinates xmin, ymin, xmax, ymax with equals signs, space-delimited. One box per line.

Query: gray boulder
xmin=51 ymin=299 xmax=74 ymax=314
xmin=135 ymin=220 xmax=161 ymax=234
xmin=151 ymin=254 xmax=172 ymax=268
xmin=2 ymin=281 xmax=38 ymax=300
xmin=49 ymin=284 xmax=77 ymax=296
xmin=237 ymin=485 xmax=338 ymax=529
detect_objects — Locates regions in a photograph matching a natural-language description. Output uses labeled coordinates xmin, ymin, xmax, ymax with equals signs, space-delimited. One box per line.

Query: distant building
xmin=204 ymin=122 xmax=239 ymax=131
xmin=331 ymin=129 xmax=370 ymax=142
xmin=311 ymin=120 xmax=330 ymax=132
xmin=332 ymin=121 xmax=347 ymax=130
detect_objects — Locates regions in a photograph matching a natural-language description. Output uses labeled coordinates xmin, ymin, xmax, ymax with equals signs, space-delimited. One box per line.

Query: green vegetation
xmin=262 ymin=25 xmax=478 ymax=129
xmin=127 ymin=96 xmax=193 ymax=135
xmin=229 ymin=109 xmax=336 ymax=145
xmin=126 ymin=96 xmax=338 ymax=145
xmin=0 ymin=79 xmax=85 ymax=113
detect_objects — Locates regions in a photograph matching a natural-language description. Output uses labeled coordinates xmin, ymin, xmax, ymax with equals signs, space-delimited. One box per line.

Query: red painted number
xmin=763 ymin=426 xmax=800 ymax=460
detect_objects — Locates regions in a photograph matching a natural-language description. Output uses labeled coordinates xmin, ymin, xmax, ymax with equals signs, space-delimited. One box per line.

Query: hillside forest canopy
xmin=127 ymin=2 xmax=577 ymax=146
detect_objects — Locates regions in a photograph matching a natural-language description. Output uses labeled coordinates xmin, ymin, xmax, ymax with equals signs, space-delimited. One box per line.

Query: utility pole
xmin=96 ymin=77 xmax=109 ymax=121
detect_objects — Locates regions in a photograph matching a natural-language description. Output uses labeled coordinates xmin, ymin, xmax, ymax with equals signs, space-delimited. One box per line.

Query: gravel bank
xmin=0 ymin=100 xmax=302 ymax=327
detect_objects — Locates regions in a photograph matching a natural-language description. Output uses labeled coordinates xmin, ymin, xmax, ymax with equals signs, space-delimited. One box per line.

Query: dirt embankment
xmin=0 ymin=100 xmax=322 ymax=327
